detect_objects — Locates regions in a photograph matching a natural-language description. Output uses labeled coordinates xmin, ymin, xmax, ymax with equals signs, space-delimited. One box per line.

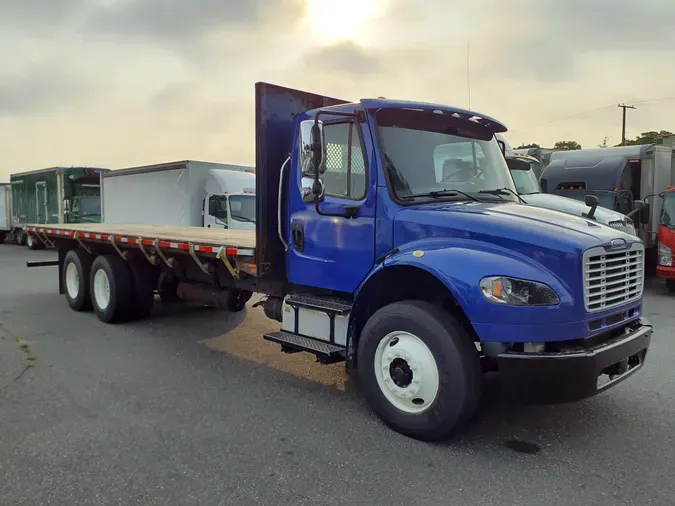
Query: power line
xmin=509 ymin=95 xmax=675 ymax=134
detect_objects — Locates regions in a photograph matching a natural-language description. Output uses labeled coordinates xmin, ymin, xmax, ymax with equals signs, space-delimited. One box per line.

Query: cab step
xmin=285 ymin=294 xmax=351 ymax=315
xmin=264 ymin=330 xmax=346 ymax=364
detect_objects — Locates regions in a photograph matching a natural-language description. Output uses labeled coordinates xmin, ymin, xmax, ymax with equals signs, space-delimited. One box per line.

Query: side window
xmin=323 ymin=122 xmax=367 ymax=199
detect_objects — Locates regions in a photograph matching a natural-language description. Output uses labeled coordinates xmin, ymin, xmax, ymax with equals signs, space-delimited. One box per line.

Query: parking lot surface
xmin=1 ymin=246 xmax=674 ymax=505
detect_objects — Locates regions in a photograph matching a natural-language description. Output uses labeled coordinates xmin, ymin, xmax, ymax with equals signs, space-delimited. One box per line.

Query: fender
xmin=354 ymin=237 xmax=575 ymax=327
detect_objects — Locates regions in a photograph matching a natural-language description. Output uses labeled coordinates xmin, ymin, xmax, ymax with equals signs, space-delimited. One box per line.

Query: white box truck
xmin=0 ymin=183 xmax=10 ymax=243
xmin=101 ymin=160 xmax=256 ymax=231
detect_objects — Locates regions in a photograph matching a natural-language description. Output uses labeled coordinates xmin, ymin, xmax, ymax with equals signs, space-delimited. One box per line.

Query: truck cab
xmin=203 ymin=169 xmax=256 ymax=231
xmin=255 ymin=83 xmax=652 ymax=440
xmin=657 ymin=186 xmax=675 ymax=291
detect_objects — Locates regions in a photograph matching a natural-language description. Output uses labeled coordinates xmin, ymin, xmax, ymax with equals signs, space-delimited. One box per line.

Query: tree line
xmin=516 ymin=130 xmax=673 ymax=151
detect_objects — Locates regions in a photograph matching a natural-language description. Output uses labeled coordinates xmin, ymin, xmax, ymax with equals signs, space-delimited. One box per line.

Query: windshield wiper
xmin=232 ymin=215 xmax=255 ymax=223
xmin=478 ymin=188 xmax=527 ymax=204
xmin=400 ymin=189 xmax=480 ymax=202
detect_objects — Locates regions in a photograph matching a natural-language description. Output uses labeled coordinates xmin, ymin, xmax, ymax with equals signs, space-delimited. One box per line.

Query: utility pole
xmin=618 ymin=103 xmax=636 ymax=146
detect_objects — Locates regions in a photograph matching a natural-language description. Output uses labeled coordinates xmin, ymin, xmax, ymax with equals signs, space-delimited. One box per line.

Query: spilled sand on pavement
xmin=199 ymin=307 xmax=347 ymax=391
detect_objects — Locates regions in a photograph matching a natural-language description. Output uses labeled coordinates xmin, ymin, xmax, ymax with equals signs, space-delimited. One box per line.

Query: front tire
xmin=357 ymin=300 xmax=482 ymax=441
xmin=90 ymin=255 xmax=132 ymax=323
xmin=63 ymin=249 xmax=94 ymax=311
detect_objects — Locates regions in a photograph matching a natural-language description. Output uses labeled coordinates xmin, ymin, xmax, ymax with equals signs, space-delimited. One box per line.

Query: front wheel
xmin=357 ymin=300 xmax=482 ymax=441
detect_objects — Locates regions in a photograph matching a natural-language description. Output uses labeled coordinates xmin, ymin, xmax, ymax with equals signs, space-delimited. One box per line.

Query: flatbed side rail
xmin=24 ymin=226 xmax=256 ymax=259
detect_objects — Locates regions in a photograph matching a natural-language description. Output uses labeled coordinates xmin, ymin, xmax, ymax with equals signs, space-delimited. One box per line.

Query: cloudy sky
xmin=2 ymin=0 xmax=675 ymax=178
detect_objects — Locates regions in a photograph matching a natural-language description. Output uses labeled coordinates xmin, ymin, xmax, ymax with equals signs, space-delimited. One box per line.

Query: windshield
xmin=229 ymin=195 xmax=256 ymax=223
xmin=662 ymin=192 xmax=675 ymax=228
xmin=73 ymin=196 xmax=101 ymax=217
xmin=376 ymin=108 xmax=517 ymax=202
xmin=510 ymin=167 xmax=540 ymax=195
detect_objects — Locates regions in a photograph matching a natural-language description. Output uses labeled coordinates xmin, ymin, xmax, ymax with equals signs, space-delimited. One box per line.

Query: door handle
xmin=291 ymin=222 xmax=304 ymax=252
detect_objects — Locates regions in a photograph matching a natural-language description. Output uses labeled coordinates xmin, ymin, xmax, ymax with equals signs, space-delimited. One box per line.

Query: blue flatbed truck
xmin=28 ymin=83 xmax=653 ymax=441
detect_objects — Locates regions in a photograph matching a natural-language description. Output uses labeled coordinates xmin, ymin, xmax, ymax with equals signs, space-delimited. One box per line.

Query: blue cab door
xmin=286 ymin=118 xmax=376 ymax=294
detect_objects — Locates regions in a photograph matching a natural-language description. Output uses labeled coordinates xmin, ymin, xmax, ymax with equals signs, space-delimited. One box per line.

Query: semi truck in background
xmin=504 ymin=154 xmax=637 ymax=236
xmin=26 ymin=82 xmax=652 ymax=441
xmin=541 ymin=143 xmax=675 ymax=261
xmin=101 ymin=160 xmax=256 ymax=231
xmin=10 ymin=166 xmax=109 ymax=249
xmin=0 ymin=183 xmax=10 ymax=243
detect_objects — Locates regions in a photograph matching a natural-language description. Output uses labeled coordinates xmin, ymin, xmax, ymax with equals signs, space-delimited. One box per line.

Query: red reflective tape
xmin=177 ymin=243 xmax=189 ymax=251
xmin=141 ymin=239 xmax=153 ymax=246
xmin=157 ymin=241 xmax=171 ymax=248
xmin=200 ymin=246 xmax=214 ymax=253
xmin=226 ymin=248 xmax=238 ymax=255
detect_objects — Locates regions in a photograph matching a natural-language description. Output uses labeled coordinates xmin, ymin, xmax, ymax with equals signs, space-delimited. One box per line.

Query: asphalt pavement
xmin=1 ymin=246 xmax=674 ymax=506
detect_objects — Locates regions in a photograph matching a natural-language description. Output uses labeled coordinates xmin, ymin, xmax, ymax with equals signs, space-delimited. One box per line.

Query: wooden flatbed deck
xmin=25 ymin=224 xmax=256 ymax=257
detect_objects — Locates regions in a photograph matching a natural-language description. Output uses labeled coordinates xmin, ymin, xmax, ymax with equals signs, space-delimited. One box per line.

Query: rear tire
xmin=128 ymin=258 xmax=155 ymax=320
xmin=157 ymin=272 xmax=180 ymax=302
xmin=667 ymin=280 xmax=675 ymax=294
xmin=226 ymin=289 xmax=252 ymax=312
xmin=90 ymin=255 xmax=132 ymax=323
xmin=15 ymin=229 xmax=26 ymax=246
xmin=356 ymin=300 xmax=482 ymax=441
xmin=63 ymin=249 xmax=94 ymax=311
xmin=26 ymin=234 xmax=39 ymax=250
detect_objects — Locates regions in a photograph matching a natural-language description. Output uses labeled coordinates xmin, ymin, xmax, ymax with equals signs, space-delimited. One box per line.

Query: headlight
xmin=658 ymin=242 xmax=672 ymax=267
xmin=479 ymin=276 xmax=560 ymax=306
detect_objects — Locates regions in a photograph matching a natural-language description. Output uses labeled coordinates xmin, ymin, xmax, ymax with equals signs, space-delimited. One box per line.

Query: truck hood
xmin=520 ymin=193 xmax=628 ymax=225
xmin=393 ymin=201 xmax=640 ymax=292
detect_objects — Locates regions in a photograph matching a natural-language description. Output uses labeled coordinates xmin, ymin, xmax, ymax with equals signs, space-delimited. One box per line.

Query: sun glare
xmin=305 ymin=0 xmax=379 ymax=44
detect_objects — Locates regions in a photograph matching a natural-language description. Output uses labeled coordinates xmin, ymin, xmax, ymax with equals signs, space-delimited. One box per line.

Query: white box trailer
xmin=101 ymin=160 xmax=256 ymax=231
xmin=0 ymin=183 xmax=10 ymax=242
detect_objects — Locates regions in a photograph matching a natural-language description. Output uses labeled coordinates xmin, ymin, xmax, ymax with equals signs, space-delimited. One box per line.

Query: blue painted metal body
xmin=257 ymin=83 xmax=644 ymax=346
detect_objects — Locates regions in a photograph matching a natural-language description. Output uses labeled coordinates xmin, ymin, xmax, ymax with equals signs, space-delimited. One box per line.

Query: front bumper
xmin=497 ymin=319 xmax=652 ymax=404
xmin=656 ymin=265 xmax=675 ymax=280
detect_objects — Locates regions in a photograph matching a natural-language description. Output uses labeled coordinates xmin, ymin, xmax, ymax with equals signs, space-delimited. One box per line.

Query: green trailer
xmin=9 ymin=166 xmax=109 ymax=248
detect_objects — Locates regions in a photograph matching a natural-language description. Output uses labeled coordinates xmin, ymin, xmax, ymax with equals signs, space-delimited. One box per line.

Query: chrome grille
xmin=607 ymin=220 xmax=636 ymax=237
xmin=583 ymin=242 xmax=644 ymax=312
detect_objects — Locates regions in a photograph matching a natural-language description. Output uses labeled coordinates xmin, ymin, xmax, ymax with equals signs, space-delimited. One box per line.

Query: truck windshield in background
xmin=662 ymin=191 xmax=675 ymax=228
xmin=376 ymin=108 xmax=517 ymax=202
xmin=73 ymin=196 xmax=101 ymax=217
xmin=510 ymin=165 xmax=541 ymax=195
xmin=229 ymin=194 xmax=256 ymax=223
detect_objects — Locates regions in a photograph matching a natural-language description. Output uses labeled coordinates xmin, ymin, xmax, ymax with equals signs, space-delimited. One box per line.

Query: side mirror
xmin=505 ymin=157 xmax=530 ymax=171
xmin=583 ymin=194 xmax=600 ymax=219
xmin=310 ymin=123 xmax=325 ymax=176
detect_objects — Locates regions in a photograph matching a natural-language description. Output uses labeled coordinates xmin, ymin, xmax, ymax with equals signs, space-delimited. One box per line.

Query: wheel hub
xmin=389 ymin=358 xmax=413 ymax=388
xmin=373 ymin=331 xmax=440 ymax=414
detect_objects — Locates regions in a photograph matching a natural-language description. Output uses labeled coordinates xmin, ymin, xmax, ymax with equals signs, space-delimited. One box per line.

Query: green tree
xmin=516 ymin=143 xmax=540 ymax=149
xmin=623 ymin=130 xmax=673 ymax=146
xmin=553 ymin=140 xmax=582 ymax=150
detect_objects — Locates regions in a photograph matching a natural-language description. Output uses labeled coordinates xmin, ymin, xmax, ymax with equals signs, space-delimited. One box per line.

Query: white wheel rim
xmin=374 ymin=331 xmax=440 ymax=414
xmin=93 ymin=269 xmax=111 ymax=310
xmin=65 ymin=262 xmax=80 ymax=299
